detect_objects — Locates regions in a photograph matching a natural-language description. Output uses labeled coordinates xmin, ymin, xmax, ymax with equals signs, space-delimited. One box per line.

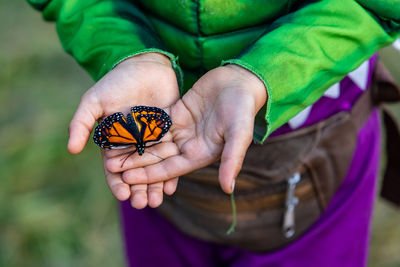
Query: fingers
xmin=147 ymin=182 xmax=164 ymax=207
xmin=105 ymin=141 xmax=179 ymax=173
xmin=68 ymin=92 xmax=102 ymax=154
xmin=218 ymin=127 xmax=253 ymax=194
xmin=130 ymin=180 xmax=175 ymax=209
xmin=103 ymin=158 xmax=131 ymax=201
xmin=102 ymin=150 xmax=131 ymax=201
xmin=163 ymin=177 xmax=179 ymax=195
xmin=106 ymin=166 xmax=172 ymax=209
xmin=104 ymin=143 xmax=181 ymax=209
xmin=122 ymin=154 xmax=199 ymax=185
xmin=130 ymin=184 xmax=148 ymax=209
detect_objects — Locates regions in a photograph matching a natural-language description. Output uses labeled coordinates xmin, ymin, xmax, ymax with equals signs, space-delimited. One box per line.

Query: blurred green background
xmin=1 ymin=1 xmax=399 ymax=266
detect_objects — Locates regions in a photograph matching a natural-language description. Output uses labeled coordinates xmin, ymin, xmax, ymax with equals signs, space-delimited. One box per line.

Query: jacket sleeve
xmin=223 ymin=0 xmax=400 ymax=142
xmin=27 ymin=0 xmax=182 ymax=83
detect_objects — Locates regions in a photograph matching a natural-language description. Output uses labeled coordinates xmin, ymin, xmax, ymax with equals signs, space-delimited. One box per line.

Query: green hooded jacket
xmin=27 ymin=0 xmax=400 ymax=142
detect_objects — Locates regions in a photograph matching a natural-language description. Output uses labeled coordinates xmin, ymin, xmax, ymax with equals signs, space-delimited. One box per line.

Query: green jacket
xmin=28 ymin=0 xmax=399 ymax=142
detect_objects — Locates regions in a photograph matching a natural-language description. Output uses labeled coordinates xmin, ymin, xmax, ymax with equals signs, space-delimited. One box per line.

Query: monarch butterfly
xmin=93 ymin=106 xmax=172 ymax=163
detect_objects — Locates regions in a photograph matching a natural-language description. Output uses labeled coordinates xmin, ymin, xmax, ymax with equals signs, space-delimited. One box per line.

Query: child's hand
xmin=112 ymin=64 xmax=267 ymax=194
xmin=67 ymin=52 xmax=180 ymax=208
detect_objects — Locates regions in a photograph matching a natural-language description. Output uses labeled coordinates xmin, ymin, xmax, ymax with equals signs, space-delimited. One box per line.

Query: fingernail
xmin=231 ymin=179 xmax=236 ymax=192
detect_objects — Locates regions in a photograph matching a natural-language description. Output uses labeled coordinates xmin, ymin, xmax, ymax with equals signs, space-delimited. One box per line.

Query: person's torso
xmin=135 ymin=0 xmax=305 ymax=74
xmin=134 ymin=0 xmax=375 ymax=133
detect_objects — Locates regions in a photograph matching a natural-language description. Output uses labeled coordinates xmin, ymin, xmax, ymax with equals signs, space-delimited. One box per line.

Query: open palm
xmin=67 ymin=53 xmax=180 ymax=208
xmin=108 ymin=65 xmax=267 ymax=198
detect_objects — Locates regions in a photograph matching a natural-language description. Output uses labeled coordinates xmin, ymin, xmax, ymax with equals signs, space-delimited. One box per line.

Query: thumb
xmin=68 ymin=92 xmax=102 ymax=154
xmin=218 ymin=126 xmax=253 ymax=194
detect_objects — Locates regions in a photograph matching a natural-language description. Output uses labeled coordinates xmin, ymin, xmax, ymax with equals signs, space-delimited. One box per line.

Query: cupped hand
xmin=67 ymin=52 xmax=180 ymax=208
xmin=108 ymin=64 xmax=267 ymax=194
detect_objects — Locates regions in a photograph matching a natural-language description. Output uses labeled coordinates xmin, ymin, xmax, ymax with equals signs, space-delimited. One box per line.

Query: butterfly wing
xmin=93 ymin=112 xmax=139 ymax=149
xmin=131 ymin=106 xmax=172 ymax=143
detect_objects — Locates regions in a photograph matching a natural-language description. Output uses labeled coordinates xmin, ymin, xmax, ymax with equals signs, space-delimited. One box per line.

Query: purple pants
xmin=120 ymin=110 xmax=380 ymax=267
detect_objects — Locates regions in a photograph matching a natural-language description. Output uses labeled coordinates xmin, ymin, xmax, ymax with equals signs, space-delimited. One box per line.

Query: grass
xmin=0 ymin=1 xmax=124 ymax=266
xmin=0 ymin=1 xmax=399 ymax=266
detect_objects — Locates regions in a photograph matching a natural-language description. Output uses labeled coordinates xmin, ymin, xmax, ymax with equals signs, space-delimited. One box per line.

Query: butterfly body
xmin=93 ymin=106 xmax=172 ymax=156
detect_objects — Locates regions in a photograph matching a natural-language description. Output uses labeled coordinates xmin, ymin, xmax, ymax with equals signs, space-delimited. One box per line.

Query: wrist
xmin=223 ymin=64 xmax=268 ymax=112
xmin=117 ymin=52 xmax=172 ymax=68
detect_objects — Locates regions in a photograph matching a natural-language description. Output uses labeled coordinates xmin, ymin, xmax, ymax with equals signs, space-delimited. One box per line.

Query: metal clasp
xmin=282 ymin=173 xmax=301 ymax=238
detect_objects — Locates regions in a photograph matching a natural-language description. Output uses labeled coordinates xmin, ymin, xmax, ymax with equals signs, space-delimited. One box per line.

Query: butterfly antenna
xmin=144 ymin=142 xmax=164 ymax=160
xmin=120 ymin=150 xmax=136 ymax=168
xmin=146 ymin=151 xmax=165 ymax=161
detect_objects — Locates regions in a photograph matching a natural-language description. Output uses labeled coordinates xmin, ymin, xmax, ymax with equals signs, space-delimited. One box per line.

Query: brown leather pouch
xmin=373 ymin=61 xmax=400 ymax=207
xmin=158 ymin=61 xmax=399 ymax=252
xmin=159 ymin=101 xmax=368 ymax=252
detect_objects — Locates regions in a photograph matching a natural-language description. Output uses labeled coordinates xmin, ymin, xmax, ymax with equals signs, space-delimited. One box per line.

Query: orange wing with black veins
xmin=93 ymin=112 xmax=138 ymax=149
xmin=131 ymin=106 xmax=172 ymax=143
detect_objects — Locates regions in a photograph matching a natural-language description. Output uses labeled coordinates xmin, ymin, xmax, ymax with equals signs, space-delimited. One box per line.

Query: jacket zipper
xmin=282 ymin=172 xmax=301 ymax=238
